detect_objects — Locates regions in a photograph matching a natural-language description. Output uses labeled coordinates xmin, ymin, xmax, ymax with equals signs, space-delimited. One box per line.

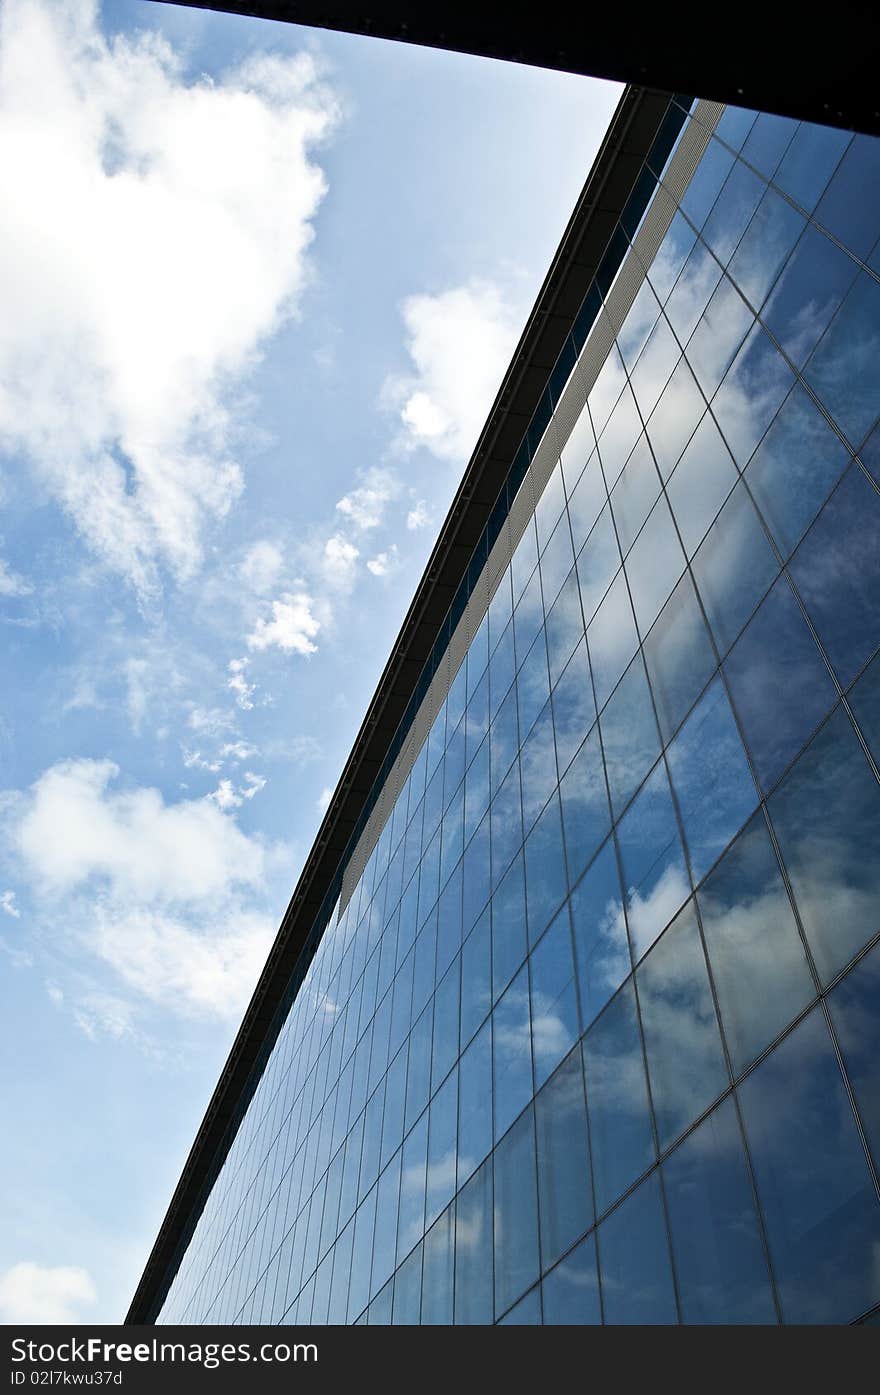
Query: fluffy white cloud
xmin=0 ymin=558 xmax=32 ymax=596
xmin=385 ymin=279 xmax=522 ymax=463
xmin=0 ymin=1261 xmax=97 ymax=1324
xmin=317 ymin=786 xmax=333 ymax=815
xmin=239 ymin=540 xmax=284 ymax=594
xmin=406 ymin=499 xmax=432 ymax=530
xmin=0 ymin=0 xmax=338 ymax=594
xmin=220 ymin=739 xmax=258 ymax=762
xmin=366 ymin=546 xmax=398 ymax=577
xmin=7 ymin=758 xmax=275 ymax=1018
xmin=335 ymin=467 xmax=399 ymax=531
xmin=0 ymin=888 xmax=19 ymax=917
xmin=14 ymin=758 xmax=264 ymax=902
xmin=246 ymin=591 xmax=320 ymax=654
xmin=242 ymin=771 xmax=266 ymax=799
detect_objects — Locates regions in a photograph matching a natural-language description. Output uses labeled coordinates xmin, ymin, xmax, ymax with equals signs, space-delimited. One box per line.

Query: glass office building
xmin=132 ymin=90 xmax=880 ymax=1326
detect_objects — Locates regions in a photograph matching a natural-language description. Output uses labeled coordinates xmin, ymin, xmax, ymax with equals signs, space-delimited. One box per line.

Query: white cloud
xmin=187 ymin=704 xmax=236 ymax=737
xmin=209 ymin=778 xmax=242 ymax=811
xmin=46 ymin=981 xmax=64 ymax=1005
xmin=246 ymin=591 xmax=320 ymax=654
xmin=220 ymin=739 xmax=258 ymax=762
xmin=239 ymin=539 xmax=283 ymax=594
xmin=385 ymin=279 xmax=522 ymax=463
xmin=227 ymin=656 xmax=256 ymax=709
xmin=242 ymin=771 xmax=266 ymax=799
xmin=1 ymin=888 xmax=20 ymax=917
xmin=182 ymin=748 xmax=222 ymax=773
xmin=0 ymin=0 xmax=339 ymax=595
xmin=335 ymin=467 xmax=399 ymax=531
xmin=321 ymin=535 xmax=359 ymax=590
xmin=6 ymin=758 xmax=275 ymax=1018
xmin=0 ymin=558 xmax=32 ymax=596
xmin=406 ymin=499 xmax=431 ymax=530
xmin=317 ymin=786 xmax=333 ymax=814
xmin=0 ymin=1261 xmax=97 ymax=1324
xmin=13 ymin=758 xmax=264 ymax=903
xmin=367 ymin=545 xmax=398 ymax=577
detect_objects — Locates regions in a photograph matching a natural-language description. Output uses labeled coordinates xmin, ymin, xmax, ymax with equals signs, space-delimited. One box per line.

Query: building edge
xmin=125 ymin=82 xmax=681 ymax=1325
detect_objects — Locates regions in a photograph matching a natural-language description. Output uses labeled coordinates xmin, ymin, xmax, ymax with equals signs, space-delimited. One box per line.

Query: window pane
xmin=789 ymin=463 xmax=880 ymax=689
xmin=493 ymin=963 xmax=533 ymax=1142
xmin=769 ymin=704 xmax=880 ymax=984
xmin=744 ymin=384 xmax=850 ymax=560
xmin=575 ymin=503 xmax=619 ymax=624
xmin=599 ymin=652 xmax=660 ymax=818
xmin=643 ymin=571 xmax=717 ymax=745
xmin=391 ymin=1240 xmax=422 ymax=1324
xmin=609 ymin=433 xmax=660 ymax=557
xmin=828 ymin=941 xmax=880 ymax=1179
xmin=738 ymin=1006 xmax=880 ymax=1323
xmin=431 ymin=957 xmax=460 ymax=1092
xmin=649 ymin=210 xmax=698 ymax=302
xmin=712 ymin=323 xmax=794 ymax=469
xmin=663 ymin=1096 xmax=776 ymax=1324
xmin=701 ymin=159 xmax=764 ymax=265
xmin=686 ymin=274 xmax=754 ymax=399
xmin=570 ymin=836 xmax=630 ymax=1030
xmin=545 ymin=570 xmax=585 ymax=685
xmin=666 ymin=410 xmax=737 ymax=558
xmin=616 ymin=760 xmax=689 ymax=963
xmin=698 ymin=811 xmax=815 ymax=1075
xmin=541 ymin=1234 xmax=601 ymax=1325
xmin=727 ymin=188 xmax=805 ymax=311
xmin=586 ymin=570 xmax=639 ymax=710
xmin=645 ymin=354 xmax=705 ymax=481
xmin=761 ymin=223 xmax=858 ymax=369
xmin=460 ymin=909 xmax=491 ymax=1049
xmin=691 ymin=481 xmax=780 ymax=657
xmin=775 ymin=123 xmax=850 ymax=213
xmin=498 ymin=1286 xmax=542 ymax=1324
xmin=421 ymin=1203 xmax=454 ymax=1325
xmin=550 ymin=638 xmax=595 ymax=777
xmin=398 ymin=1104 xmax=426 ymax=1261
xmin=598 ymin=1171 xmax=678 ymax=1325
xmin=458 ymin=1018 xmax=492 ymax=1187
xmin=371 ymin=1152 xmax=402 ymax=1300
xmin=491 ymin=759 xmax=522 ymax=888
xmin=566 ymin=450 xmax=605 ymax=553
xmin=520 ymin=701 xmax=558 ymax=834
xmin=493 ymin=1106 xmax=540 ymax=1317
xmin=597 ymin=382 xmax=642 ymax=488
xmin=637 ymin=900 xmax=728 ymax=1149
xmin=665 ymin=240 xmax=723 ymax=345
xmin=667 ymin=675 xmax=758 ymax=883
xmin=425 ymin=1066 xmax=457 ymax=1227
xmin=582 ymin=981 xmax=654 ymax=1215
xmin=559 ymin=723 xmax=610 ymax=885
xmin=535 ymin=1048 xmax=593 ymax=1270
xmin=454 ymin=1158 xmax=493 ymax=1325
xmin=629 ymin=312 xmax=680 ymax=421
xmin=516 ymin=629 xmax=551 ymax=744
xmin=492 ymin=851 xmax=527 ymax=1000
xmin=724 ymin=573 xmax=837 ymax=791
xmin=805 ymin=271 xmax=880 ymax=449
xmin=624 ymin=493 xmax=686 ymax=634
xmin=540 ymin=513 xmax=576 ymax=612
xmin=814 ymin=134 xmax=880 ymax=259
xmin=529 ymin=903 xmax=579 ymax=1087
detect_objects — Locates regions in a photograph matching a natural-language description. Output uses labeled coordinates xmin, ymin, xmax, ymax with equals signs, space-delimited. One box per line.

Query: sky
xmin=0 ymin=0 xmax=621 ymax=1324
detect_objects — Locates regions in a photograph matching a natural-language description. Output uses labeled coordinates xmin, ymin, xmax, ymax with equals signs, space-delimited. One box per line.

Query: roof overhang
xmin=148 ymin=1 xmax=880 ymax=135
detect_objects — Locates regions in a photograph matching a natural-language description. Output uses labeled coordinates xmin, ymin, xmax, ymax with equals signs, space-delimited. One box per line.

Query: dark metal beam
xmin=126 ymin=83 xmax=675 ymax=1324
xmin=147 ymin=1 xmax=880 ymax=135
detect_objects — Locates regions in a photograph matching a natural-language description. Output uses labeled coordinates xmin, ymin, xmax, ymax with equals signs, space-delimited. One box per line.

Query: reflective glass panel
xmin=598 ymin=1172 xmax=677 ymax=1325
xmin=582 ymin=981 xmax=654 ymax=1215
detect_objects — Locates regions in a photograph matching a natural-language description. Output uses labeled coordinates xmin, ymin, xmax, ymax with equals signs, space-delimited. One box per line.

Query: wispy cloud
xmin=0 ymin=559 xmax=33 ymax=597
xmin=406 ymin=499 xmax=432 ymax=531
xmin=1 ymin=888 xmax=20 ymax=917
xmin=335 ymin=467 xmax=399 ymax=531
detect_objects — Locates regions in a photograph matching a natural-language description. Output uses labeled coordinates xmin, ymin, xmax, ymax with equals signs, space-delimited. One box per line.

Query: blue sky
xmin=0 ymin=0 xmax=620 ymax=1323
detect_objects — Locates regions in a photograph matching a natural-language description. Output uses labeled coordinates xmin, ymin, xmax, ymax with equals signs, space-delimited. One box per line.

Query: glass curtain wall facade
xmin=152 ymin=97 xmax=880 ymax=1326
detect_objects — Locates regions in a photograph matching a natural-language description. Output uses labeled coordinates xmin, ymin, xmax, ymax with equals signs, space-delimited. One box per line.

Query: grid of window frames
xmin=156 ymin=101 xmax=880 ymax=1326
